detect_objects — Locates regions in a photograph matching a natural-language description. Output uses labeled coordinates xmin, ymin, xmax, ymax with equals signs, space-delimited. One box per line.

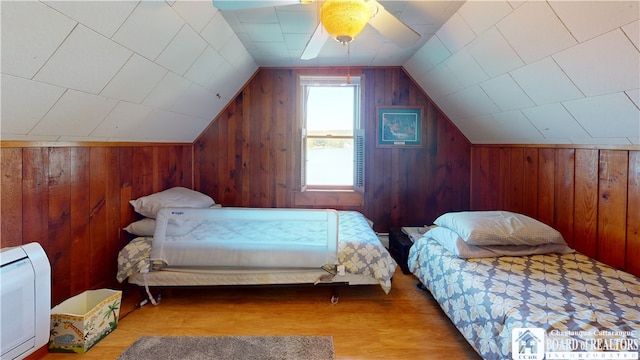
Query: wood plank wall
xmin=194 ymin=67 xmax=471 ymax=231
xmin=0 ymin=145 xmax=193 ymax=306
xmin=470 ymin=146 xmax=640 ymax=277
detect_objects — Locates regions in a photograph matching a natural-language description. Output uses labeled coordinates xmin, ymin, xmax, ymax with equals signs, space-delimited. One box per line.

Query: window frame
xmin=297 ymin=75 xmax=365 ymax=193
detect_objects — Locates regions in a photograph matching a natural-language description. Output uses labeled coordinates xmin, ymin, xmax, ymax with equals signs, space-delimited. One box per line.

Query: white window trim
xmin=298 ymin=75 xmax=365 ymax=193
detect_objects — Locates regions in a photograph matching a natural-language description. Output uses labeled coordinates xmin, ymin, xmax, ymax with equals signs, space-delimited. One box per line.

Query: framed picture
xmin=377 ymin=106 xmax=423 ymax=148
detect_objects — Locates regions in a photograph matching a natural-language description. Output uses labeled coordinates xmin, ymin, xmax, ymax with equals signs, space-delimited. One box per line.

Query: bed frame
xmin=118 ymin=209 xmax=397 ymax=304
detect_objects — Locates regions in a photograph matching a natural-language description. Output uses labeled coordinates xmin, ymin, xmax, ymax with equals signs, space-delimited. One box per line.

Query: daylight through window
xmin=299 ymin=76 xmax=364 ymax=191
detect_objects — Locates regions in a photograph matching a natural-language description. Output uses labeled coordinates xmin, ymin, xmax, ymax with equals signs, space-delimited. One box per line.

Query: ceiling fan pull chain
xmin=347 ymin=42 xmax=351 ymax=84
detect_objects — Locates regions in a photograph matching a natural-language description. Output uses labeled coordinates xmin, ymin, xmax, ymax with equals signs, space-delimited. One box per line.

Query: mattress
xmin=118 ymin=210 xmax=397 ymax=294
xmin=408 ymin=235 xmax=640 ymax=359
xmin=151 ymin=207 xmax=339 ymax=268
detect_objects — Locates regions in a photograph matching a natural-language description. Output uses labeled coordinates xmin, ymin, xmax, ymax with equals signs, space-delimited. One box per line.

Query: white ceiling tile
xmin=171 ymin=83 xmax=218 ymax=119
xmin=143 ymin=72 xmax=192 ymax=110
xmin=442 ymin=86 xmax=500 ymax=119
xmin=112 ymin=1 xmax=184 ymax=60
xmin=133 ymin=109 xmax=208 ymax=142
xmin=569 ymin=137 xmax=633 ymax=146
xmin=231 ymin=51 xmax=259 ymax=76
xmin=497 ymin=1 xmax=576 ymax=63
xmin=1 ymin=1 xmax=76 ymax=78
xmin=30 ymin=90 xmax=118 ymax=136
xmin=35 ymin=25 xmax=132 ymax=94
xmin=0 ymin=75 xmax=65 ymax=134
xmin=201 ymin=11 xmax=236 ymax=51
xmin=480 ymin=73 xmax=534 ymax=112
xmin=43 ymin=0 xmax=137 ymax=38
xmin=444 ymin=49 xmax=488 ymax=87
xmin=404 ymin=36 xmax=451 ymax=77
xmin=452 ymin=115 xmax=500 ymax=143
xmin=243 ymin=23 xmax=285 ymax=42
xmin=468 ymin=27 xmax=524 ymax=77
xmin=276 ymin=8 xmax=317 ymax=34
xmin=156 ymin=25 xmax=208 ymax=75
xmin=220 ymin=34 xmax=250 ymax=64
xmin=0 ymin=134 xmax=60 ymax=142
xmin=436 ymin=12 xmax=477 ymax=54
xmin=627 ymin=89 xmax=640 ymax=109
xmin=101 ymin=54 xmax=167 ymax=103
xmin=458 ymin=0 xmax=513 ymax=35
xmin=171 ymin=0 xmax=218 ymax=33
xmin=206 ymin=61 xmax=236 ymax=97
xmin=510 ymin=57 xmax=583 ymax=105
xmin=549 ymin=1 xmax=639 ymax=42
xmin=91 ymin=101 xmax=154 ymax=139
xmin=553 ymin=30 xmax=640 ymax=97
xmin=235 ymin=6 xmax=279 ymax=23
xmin=420 ymin=63 xmax=465 ymax=100
xmin=521 ymin=103 xmax=590 ymax=139
xmin=184 ymin=47 xmax=225 ymax=87
xmin=563 ymin=92 xmax=640 ymax=138
xmin=492 ymin=111 xmax=544 ymax=142
xmin=404 ymin=1 xmax=464 ymax=27
xmin=622 ymin=20 xmax=640 ymax=51
xmin=284 ymin=33 xmax=311 ymax=51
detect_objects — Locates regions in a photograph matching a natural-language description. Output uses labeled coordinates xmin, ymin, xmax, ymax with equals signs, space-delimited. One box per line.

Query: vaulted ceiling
xmin=1 ymin=1 xmax=639 ymax=145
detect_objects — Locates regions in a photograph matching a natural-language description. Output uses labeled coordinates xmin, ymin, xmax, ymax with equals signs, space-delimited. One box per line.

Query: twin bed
xmin=408 ymin=211 xmax=640 ymax=359
xmin=117 ymin=187 xmax=398 ymax=304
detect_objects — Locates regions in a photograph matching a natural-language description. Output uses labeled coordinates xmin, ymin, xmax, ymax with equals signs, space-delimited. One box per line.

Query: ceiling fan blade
xmin=213 ymin=1 xmax=307 ymax=11
xmin=301 ymin=22 xmax=329 ymax=60
xmin=366 ymin=0 xmax=420 ymax=48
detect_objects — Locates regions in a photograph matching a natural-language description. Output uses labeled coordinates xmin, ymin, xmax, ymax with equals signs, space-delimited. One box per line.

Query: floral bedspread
xmin=408 ymin=235 xmax=640 ymax=359
xmin=117 ymin=210 xmax=397 ymax=293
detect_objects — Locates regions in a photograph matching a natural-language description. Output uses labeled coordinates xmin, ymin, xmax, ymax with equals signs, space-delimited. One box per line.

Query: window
xmin=299 ymin=76 xmax=364 ymax=192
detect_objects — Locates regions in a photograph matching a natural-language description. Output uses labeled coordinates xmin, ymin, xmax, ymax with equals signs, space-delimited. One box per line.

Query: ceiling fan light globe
xmin=321 ymin=0 xmax=370 ymax=44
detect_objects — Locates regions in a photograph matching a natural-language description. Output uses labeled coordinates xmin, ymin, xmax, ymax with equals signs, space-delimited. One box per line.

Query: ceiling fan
xmin=212 ymin=0 xmax=421 ymax=60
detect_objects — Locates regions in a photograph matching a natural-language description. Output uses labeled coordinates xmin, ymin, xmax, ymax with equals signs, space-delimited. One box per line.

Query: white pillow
xmin=124 ymin=218 xmax=197 ymax=237
xmin=426 ymin=226 xmax=574 ymax=259
xmin=433 ymin=210 xmax=567 ymax=246
xmin=129 ymin=187 xmax=214 ymax=218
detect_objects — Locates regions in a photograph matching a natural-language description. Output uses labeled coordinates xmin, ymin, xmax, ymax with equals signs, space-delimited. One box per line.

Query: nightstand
xmin=388 ymin=227 xmax=414 ymax=274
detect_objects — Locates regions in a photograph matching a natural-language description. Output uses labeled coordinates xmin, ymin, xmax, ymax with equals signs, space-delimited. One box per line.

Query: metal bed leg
xmin=330 ymin=287 xmax=339 ymax=304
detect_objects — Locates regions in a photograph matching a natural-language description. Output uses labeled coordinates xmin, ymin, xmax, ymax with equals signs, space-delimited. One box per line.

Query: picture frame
xmin=376 ymin=106 xmax=423 ymax=148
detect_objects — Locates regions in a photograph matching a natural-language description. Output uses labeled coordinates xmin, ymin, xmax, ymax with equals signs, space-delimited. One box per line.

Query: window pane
xmin=306 ymin=87 xmax=354 ymax=135
xmin=306 ymin=138 xmax=354 ymax=186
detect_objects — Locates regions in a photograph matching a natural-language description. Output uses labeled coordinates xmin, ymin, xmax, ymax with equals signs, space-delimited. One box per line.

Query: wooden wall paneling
xmin=273 ymin=70 xmax=291 ymax=208
xmin=241 ymin=84 xmax=252 ymax=206
xmin=227 ymin=96 xmax=243 ymax=205
xmin=554 ymin=149 xmax=575 ymax=247
xmin=106 ymin=148 xmax=122 ymax=289
xmin=70 ymin=147 xmax=91 ymax=295
xmin=366 ymin=68 xmax=393 ymax=230
xmin=48 ymin=147 xmax=72 ymax=306
xmin=447 ymin=116 xmax=470 ymax=213
xmin=627 ymin=151 xmax=640 ymax=275
xmin=0 ymin=148 xmax=22 ymax=248
xmin=573 ymin=148 xmax=599 ymax=257
xmin=22 ymin=148 xmax=49 ymax=246
xmin=522 ymin=148 xmax=539 ymax=218
xmin=132 ymin=146 xmax=153 ymax=199
xmin=507 ymin=148 xmax=525 ymax=213
xmin=88 ymin=148 xmax=109 ymax=289
xmin=597 ymin=150 xmax=628 ymax=269
xmin=428 ymin=105 xmax=451 ymax=223
xmin=537 ymin=148 xmax=556 ymax=226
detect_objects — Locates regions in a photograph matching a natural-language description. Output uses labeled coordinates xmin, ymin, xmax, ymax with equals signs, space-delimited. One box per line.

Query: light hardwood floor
xmin=40 ymin=269 xmax=480 ymax=359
